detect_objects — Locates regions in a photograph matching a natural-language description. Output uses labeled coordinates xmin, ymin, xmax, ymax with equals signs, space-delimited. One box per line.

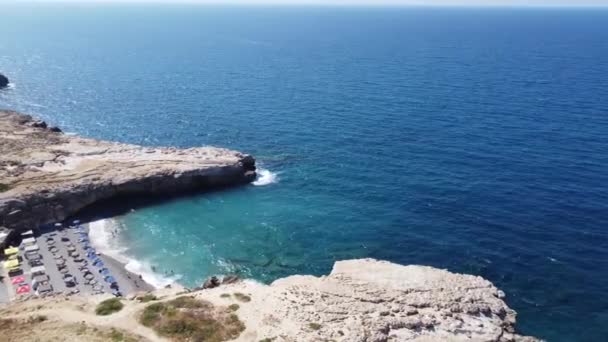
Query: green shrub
xmin=27 ymin=315 xmax=47 ymax=323
xmin=0 ymin=183 xmax=10 ymax=193
xmin=168 ymin=296 xmax=209 ymax=309
xmin=139 ymin=297 xmax=245 ymax=342
xmin=137 ymin=294 xmax=158 ymax=303
xmin=233 ymin=293 xmax=251 ymax=303
xmin=308 ymin=322 xmax=322 ymax=330
xmin=95 ymin=298 xmax=124 ymax=316
xmin=140 ymin=302 xmax=166 ymax=327
xmin=220 ymin=293 xmax=231 ymax=298
xmin=228 ymin=304 xmax=239 ymax=312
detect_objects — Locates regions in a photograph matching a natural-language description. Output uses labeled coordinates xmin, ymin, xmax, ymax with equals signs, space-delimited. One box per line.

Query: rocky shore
xmin=0 ymin=259 xmax=540 ymax=341
xmin=0 ymin=110 xmax=256 ymax=233
xmin=0 ymin=110 xmax=540 ymax=341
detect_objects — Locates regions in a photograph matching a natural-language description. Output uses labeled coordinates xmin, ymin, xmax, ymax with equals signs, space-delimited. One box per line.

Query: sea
xmin=1 ymin=4 xmax=607 ymax=341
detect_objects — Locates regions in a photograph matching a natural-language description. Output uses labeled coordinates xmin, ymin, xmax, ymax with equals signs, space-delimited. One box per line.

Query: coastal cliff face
xmin=0 ymin=259 xmax=540 ymax=341
xmin=209 ymin=259 xmax=540 ymax=342
xmin=0 ymin=110 xmax=256 ymax=232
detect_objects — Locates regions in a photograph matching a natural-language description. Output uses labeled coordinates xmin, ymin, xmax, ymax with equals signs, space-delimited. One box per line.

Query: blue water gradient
xmin=1 ymin=5 xmax=607 ymax=341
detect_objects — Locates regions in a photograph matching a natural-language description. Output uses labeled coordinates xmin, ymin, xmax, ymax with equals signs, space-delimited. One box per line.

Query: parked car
xmin=63 ymin=274 xmax=77 ymax=287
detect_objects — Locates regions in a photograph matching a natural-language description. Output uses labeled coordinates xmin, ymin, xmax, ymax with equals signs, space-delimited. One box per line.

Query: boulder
xmin=202 ymin=276 xmax=221 ymax=289
xmin=222 ymin=275 xmax=240 ymax=285
xmin=0 ymin=73 xmax=8 ymax=88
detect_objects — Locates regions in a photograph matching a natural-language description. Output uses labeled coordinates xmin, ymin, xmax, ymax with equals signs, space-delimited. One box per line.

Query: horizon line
xmin=6 ymin=1 xmax=608 ymax=7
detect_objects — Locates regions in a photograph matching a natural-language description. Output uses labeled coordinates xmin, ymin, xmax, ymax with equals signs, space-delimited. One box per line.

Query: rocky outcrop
xmin=199 ymin=259 xmax=540 ymax=341
xmin=0 ymin=73 xmax=8 ymax=88
xmin=0 ymin=110 xmax=256 ymax=232
xmin=0 ymin=259 xmax=540 ymax=341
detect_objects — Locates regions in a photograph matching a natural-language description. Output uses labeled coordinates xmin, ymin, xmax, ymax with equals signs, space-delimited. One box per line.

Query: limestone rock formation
xmin=200 ymin=259 xmax=540 ymax=341
xmin=0 ymin=73 xmax=8 ymax=88
xmin=0 ymin=110 xmax=256 ymax=232
xmin=0 ymin=259 xmax=540 ymax=342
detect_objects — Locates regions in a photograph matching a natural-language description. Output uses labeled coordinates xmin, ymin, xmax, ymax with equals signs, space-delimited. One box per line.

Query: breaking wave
xmin=88 ymin=218 xmax=179 ymax=289
xmin=253 ymin=168 xmax=279 ymax=186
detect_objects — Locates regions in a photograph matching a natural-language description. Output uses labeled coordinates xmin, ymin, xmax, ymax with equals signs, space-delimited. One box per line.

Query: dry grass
xmin=0 ymin=318 xmax=142 ymax=342
xmin=136 ymin=294 xmax=158 ymax=303
xmin=139 ymin=296 xmax=245 ymax=342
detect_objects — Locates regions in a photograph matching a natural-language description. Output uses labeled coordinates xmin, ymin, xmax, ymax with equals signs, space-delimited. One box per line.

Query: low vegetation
xmin=220 ymin=293 xmax=231 ymax=298
xmin=139 ymin=296 xmax=245 ymax=342
xmin=309 ymin=322 xmax=322 ymax=330
xmin=0 ymin=183 xmax=10 ymax=192
xmin=0 ymin=317 xmax=142 ymax=341
xmin=233 ymin=292 xmax=251 ymax=302
xmin=27 ymin=315 xmax=48 ymax=323
xmin=136 ymin=294 xmax=158 ymax=303
xmin=228 ymin=304 xmax=240 ymax=312
xmin=108 ymin=328 xmax=140 ymax=342
xmin=96 ymin=298 xmax=124 ymax=316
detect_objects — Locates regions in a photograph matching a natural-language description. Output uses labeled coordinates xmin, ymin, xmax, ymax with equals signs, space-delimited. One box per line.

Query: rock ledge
xmin=197 ymin=258 xmax=541 ymax=341
xmin=0 ymin=110 xmax=256 ymax=232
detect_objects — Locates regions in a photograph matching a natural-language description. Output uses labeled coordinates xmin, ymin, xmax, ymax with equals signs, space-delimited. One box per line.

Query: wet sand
xmin=98 ymin=252 xmax=154 ymax=294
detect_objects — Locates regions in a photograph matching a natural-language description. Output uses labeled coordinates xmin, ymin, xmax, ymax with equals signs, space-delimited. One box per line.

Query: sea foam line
xmin=88 ymin=218 xmax=179 ymax=289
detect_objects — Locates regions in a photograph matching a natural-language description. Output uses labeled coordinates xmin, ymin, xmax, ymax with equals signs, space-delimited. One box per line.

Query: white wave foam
xmin=88 ymin=218 xmax=178 ymax=289
xmin=88 ymin=219 xmax=128 ymax=262
xmin=124 ymin=259 xmax=182 ymax=289
xmin=253 ymin=168 xmax=279 ymax=186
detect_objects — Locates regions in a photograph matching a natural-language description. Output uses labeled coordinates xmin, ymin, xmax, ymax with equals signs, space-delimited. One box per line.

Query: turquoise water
xmin=1 ymin=5 xmax=608 ymax=341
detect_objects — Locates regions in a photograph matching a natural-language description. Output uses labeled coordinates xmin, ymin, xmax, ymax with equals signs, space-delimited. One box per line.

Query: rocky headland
xmin=0 ymin=110 xmax=539 ymax=341
xmin=0 ymin=110 xmax=256 ymax=233
xmin=0 ymin=259 xmax=540 ymax=341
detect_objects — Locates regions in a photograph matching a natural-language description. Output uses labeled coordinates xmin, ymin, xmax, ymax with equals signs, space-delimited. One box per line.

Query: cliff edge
xmin=0 ymin=110 xmax=256 ymax=232
xmin=0 ymin=259 xmax=540 ymax=341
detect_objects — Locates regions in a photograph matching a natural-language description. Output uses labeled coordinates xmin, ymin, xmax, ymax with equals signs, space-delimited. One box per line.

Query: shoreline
xmin=86 ymin=218 xmax=183 ymax=292
xmin=0 ymin=110 xmax=256 ymax=234
xmin=97 ymin=251 xmax=156 ymax=294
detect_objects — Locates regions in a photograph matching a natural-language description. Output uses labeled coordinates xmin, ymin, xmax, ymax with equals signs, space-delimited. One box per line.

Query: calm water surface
xmin=1 ymin=5 xmax=607 ymax=341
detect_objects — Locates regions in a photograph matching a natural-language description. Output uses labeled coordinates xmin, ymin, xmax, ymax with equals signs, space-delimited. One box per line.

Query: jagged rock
xmin=222 ymin=275 xmax=240 ymax=285
xmin=211 ymin=259 xmax=541 ymax=342
xmin=202 ymin=276 xmax=221 ymax=289
xmin=0 ymin=110 xmax=256 ymax=232
xmin=0 ymin=73 xmax=8 ymax=88
xmin=48 ymin=126 xmax=62 ymax=133
xmin=28 ymin=120 xmax=48 ymax=129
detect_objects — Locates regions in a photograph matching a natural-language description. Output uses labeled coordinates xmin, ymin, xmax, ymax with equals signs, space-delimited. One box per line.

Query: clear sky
xmin=13 ymin=0 xmax=608 ymax=6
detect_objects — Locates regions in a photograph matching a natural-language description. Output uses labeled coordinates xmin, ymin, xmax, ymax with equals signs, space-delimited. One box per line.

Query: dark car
xmin=63 ymin=274 xmax=77 ymax=287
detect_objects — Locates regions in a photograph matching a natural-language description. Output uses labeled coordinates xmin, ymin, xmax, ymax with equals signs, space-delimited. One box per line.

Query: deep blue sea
xmin=1 ymin=4 xmax=607 ymax=341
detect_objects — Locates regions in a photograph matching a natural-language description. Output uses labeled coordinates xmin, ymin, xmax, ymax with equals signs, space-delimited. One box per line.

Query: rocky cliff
xmin=0 ymin=110 xmax=256 ymax=232
xmin=0 ymin=259 xmax=540 ymax=341
xmin=210 ymin=259 xmax=540 ymax=341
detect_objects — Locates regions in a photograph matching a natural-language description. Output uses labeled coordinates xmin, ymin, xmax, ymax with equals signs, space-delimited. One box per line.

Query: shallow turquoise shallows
xmin=1 ymin=5 xmax=608 ymax=341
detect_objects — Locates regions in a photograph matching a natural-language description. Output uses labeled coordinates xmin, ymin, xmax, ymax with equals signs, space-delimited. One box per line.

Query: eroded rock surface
xmin=0 ymin=110 xmax=255 ymax=231
xmin=200 ymin=259 xmax=540 ymax=341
